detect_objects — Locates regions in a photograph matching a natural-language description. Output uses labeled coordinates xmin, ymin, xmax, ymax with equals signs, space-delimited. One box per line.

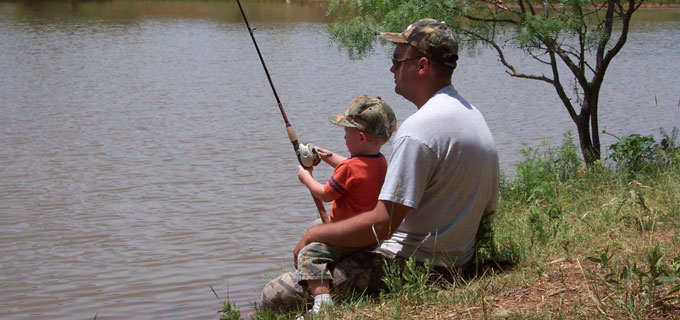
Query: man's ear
xmin=417 ymin=57 xmax=430 ymax=76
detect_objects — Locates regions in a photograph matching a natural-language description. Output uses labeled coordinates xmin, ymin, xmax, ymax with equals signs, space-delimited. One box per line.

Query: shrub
xmin=503 ymin=131 xmax=583 ymax=201
xmin=608 ymin=128 xmax=680 ymax=181
xmin=609 ymin=134 xmax=657 ymax=175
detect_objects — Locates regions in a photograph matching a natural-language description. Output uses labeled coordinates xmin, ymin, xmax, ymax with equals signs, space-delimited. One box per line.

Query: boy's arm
xmin=297 ymin=166 xmax=334 ymax=202
xmin=316 ymin=146 xmax=346 ymax=168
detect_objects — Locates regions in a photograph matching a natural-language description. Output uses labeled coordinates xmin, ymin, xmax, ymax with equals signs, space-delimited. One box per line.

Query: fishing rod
xmin=236 ymin=0 xmax=329 ymax=224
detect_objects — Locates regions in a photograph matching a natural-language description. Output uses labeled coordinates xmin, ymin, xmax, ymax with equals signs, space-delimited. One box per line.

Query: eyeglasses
xmin=391 ymin=56 xmax=423 ymax=68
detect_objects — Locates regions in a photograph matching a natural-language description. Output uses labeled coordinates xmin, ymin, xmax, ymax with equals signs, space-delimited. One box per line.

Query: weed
xmin=587 ymin=245 xmax=680 ymax=318
xmin=527 ymin=205 xmax=563 ymax=247
xmin=381 ymin=257 xmax=435 ymax=301
xmin=504 ymin=132 xmax=582 ymax=203
xmin=217 ymin=300 xmax=241 ymax=320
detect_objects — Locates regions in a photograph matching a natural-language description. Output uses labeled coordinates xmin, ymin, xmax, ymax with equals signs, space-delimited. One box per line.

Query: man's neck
xmin=414 ymin=82 xmax=451 ymax=109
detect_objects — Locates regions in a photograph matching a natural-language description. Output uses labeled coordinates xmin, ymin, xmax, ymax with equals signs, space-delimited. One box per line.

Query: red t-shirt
xmin=324 ymin=153 xmax=388 ymax=221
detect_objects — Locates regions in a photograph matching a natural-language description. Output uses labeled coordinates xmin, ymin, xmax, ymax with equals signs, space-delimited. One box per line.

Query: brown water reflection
xmin=7 ymin=0 xmax=328 ymax=22
xmin=1 ymin=1 xmax=679 ymax=319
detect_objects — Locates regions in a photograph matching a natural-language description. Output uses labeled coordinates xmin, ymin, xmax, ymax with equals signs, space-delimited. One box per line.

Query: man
xmin=261 ymin=18 xmax=500 ymax=312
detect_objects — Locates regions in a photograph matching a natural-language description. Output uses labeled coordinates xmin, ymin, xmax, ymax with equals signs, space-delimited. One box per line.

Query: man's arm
xmin=294 ymin=200 xmax=410 ymax=264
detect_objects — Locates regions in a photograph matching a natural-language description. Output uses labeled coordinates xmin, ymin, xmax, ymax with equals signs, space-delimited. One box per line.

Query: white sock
xmin=312 ymin=293 xmax=333 ymax=313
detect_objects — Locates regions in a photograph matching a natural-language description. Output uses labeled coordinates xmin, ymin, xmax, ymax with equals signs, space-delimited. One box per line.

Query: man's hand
xmin=293 ymin=230 xmax=311 ymax=269
xmin=297 ymin=165 xmax=313 ymax=184
xmin=291 ymin=200 xmax=411 ymax=266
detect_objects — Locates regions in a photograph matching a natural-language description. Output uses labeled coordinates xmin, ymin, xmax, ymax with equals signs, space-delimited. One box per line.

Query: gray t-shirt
xmin=377 ymin=85 xmax=499 ymax=267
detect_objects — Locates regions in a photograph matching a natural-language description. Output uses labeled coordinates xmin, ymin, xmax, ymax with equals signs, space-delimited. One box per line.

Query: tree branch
xmin=463 ymin=29 xmax=554 ymax=83
xmin=595 ymin=0 xmax=616 ymax=72
xmin=517 ymin=0 xmax=527 ymax=15
xmin=463 ymin=14 xmax=518 ymax=25
xmin=560 ymin=43 xmax=586 ymax=63
xmin=596 ymin=0 xmax=638 ymax=85
xmin=575 ymin=5 xmax=587 ymax=78
xmin=527 ymin=50 xmax=551 ymax=65
xmin=547 ymin=39 xmax=590 ymax=93
xmin=522 ymin=0 xmax=537 ymax=16
xmin=548 ymin=50 xmax=579 ymax=123
xmin=491 ymin=2 xmax=522 ymax=16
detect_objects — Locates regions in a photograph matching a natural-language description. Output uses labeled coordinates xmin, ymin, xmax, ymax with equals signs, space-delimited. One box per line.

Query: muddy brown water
xmin=1 ymin=1 xmax=679 ymax=318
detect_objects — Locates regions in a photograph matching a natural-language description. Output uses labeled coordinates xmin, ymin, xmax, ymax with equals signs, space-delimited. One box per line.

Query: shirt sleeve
xmin=324 ymin=160 xmax=353 ymax=201
xmin=379 ymin=135 xmax=437 ymax=209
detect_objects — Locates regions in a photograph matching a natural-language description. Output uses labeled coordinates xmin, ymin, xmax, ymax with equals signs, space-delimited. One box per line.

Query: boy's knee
xmin=297 ymin=242 xmax=336 ymax=267
xmin=260 ymin=272 xmax=309 ymax=312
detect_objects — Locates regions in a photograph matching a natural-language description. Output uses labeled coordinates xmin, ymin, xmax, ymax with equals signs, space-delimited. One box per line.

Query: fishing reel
xmin=298 ymin=143 xmax=321 ymax=168
xmin=298 ymin=142 xmax=331 ymax=168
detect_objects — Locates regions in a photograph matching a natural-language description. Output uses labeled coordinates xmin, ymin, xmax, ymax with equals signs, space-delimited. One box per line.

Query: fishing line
xmin=236 ymin=0 xmax=329 ymax=223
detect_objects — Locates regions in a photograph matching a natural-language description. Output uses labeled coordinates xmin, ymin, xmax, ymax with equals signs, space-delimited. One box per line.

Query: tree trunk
xmin=575 ymin=115 xmax=596 ymax=165
xmin=589 ymin=100 xmax=602 ymax=163
xmin=576 ymin=98 xmax=601 ymax=166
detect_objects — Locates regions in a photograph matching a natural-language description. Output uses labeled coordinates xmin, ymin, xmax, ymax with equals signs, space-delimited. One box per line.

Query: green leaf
xmin=587 ymin=256 xmax=602 ymax=264
xmin=658 ymin=276 xmax=679 ymax=284
xmin=668 ymin=284 xmax=680 ymax=295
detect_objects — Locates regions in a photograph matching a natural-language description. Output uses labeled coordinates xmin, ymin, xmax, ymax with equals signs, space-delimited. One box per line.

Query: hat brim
xmin=328 ymin=114 xmax=359 ymax=128
xmin=379 ymin=32 xmax=408 ymax=44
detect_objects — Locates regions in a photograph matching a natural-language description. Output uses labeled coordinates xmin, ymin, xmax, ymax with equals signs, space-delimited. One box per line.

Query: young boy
xmin=295 ymin=94 xmax=396 ymax=316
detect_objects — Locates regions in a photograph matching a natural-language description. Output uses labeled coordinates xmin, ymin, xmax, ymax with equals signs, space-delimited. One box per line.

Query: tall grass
xmin=224 ymin=129 xmax=679 ymax=319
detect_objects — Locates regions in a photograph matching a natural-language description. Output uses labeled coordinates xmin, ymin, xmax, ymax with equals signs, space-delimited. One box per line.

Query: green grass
xmin=222 ymin=130 xmax=680 ymax=319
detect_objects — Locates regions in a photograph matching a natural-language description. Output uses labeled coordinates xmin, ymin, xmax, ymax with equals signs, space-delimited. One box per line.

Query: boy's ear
xmin=358 ymin=131 xmax=367 ymax=142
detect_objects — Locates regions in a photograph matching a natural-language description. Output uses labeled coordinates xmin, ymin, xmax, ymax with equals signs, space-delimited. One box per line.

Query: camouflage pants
xmin=260 ymin=249 xmax=387 ymax=312
xmin=296 ymin=242 xmax=363 ymax=283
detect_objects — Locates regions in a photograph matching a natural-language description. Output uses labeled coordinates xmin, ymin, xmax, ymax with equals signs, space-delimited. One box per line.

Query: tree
xmin=326 ymin=0 xmax=644 ymax=165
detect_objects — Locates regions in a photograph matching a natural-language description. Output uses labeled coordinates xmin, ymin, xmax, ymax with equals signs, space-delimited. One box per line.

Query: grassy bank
xmin=221 ymin=130 xmax=680 ymax=319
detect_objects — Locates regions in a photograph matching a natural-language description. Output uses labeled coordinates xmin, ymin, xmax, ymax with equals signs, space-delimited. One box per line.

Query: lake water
xmin=1 ymin=1 xmax=678 ymax=318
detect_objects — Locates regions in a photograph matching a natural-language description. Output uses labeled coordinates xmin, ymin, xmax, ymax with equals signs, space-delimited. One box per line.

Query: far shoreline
xmin=303 ymin=0 xmax=680 ymax=8
xmin=484 ymin=1 xmax=680 ymax=9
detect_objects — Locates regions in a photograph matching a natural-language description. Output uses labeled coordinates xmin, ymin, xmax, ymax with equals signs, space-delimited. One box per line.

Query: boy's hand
xmin=316 ymin=146 xmax=345 ymax=168
xmin=297 ymin=165 xmax=313 ymax=183
xmin=315 ymin=146 xmax=332 ymax=158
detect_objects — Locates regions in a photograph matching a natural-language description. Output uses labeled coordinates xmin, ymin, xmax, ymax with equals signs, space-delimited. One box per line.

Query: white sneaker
xmin=296 ymin=294 xmax=333 ymax=319
xmin=312 ymin=293 xmax=333 ymax=313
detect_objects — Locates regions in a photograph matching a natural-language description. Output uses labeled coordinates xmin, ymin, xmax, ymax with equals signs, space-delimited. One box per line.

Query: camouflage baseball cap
xmin=328 ymin=94 xmax=397 ymax=140
xmin=380 ymin=18 xmax=459 ymax=68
